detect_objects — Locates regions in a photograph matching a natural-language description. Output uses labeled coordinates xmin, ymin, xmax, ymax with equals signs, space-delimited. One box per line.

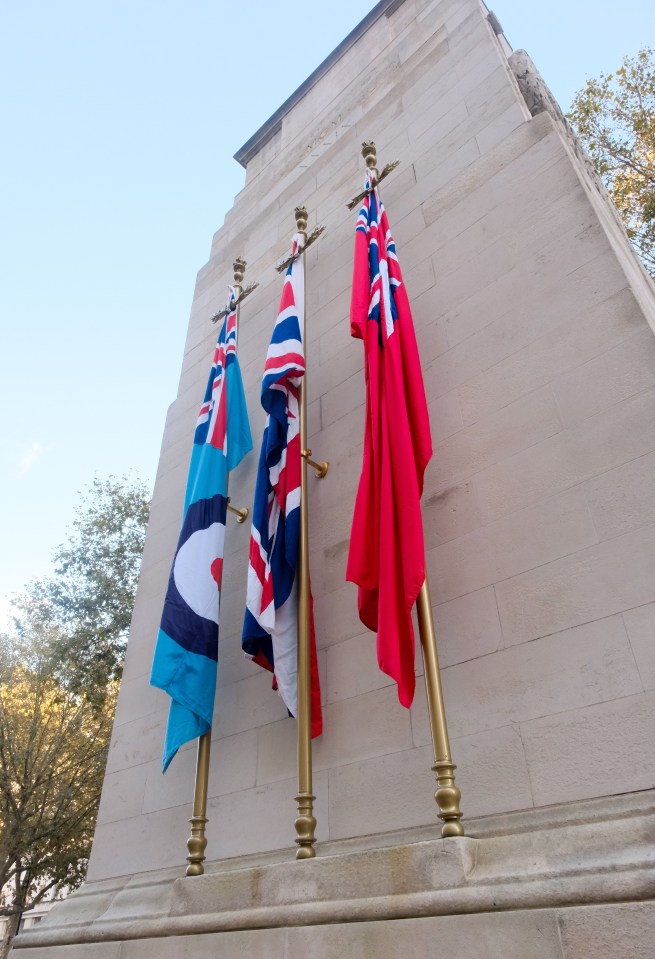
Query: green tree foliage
xmin=568 ymin=48 xmax=655 ymax=276
xmin=0 ymin=634 xmax=115 ymax=957
xmin=0 ymin=475 xmax=149 ymax=954
xmin=13 ymin=475 xmax=150 ymax=700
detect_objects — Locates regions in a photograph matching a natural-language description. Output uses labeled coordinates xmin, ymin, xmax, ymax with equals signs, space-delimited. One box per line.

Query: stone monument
xmin=16 ymin=0 xmax=655 ymax=956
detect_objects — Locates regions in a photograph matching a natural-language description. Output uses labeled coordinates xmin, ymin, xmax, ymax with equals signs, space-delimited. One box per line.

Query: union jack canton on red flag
xmin=151 ymin=289 xmax=252 ymax=771
xmin=242 ymin=237 xmax=322 ymax=736
xmin=346 ymin=179 xmax=433 ymax=709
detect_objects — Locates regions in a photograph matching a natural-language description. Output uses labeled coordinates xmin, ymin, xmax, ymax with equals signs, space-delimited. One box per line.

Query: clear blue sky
xmin=1 ymin=0 xmax=653 ymax=617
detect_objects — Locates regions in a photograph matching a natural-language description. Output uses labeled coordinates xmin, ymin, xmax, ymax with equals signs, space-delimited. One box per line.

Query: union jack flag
xmin=194 ymin=290 xmax=239 ymax=456
xmin=347 ymin=178 xmax=432 ymax=709
xmin=242 ymin=238 xmax=322 ymax=736
xmin=356 ymin=184 xmax=400 ymax=345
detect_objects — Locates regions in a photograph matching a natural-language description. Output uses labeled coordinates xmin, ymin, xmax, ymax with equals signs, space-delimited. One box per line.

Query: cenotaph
xmin=16 ymin=1 xmax=655 ymax=956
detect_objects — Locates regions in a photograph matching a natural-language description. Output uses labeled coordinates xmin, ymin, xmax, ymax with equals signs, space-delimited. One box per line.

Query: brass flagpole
xmin=291 ymin=206 xmax=328 ymax=859
xmin=185 ymin=257 xmax=253 ymax=877
xmin=416 ymin=576 xmax=464 ymax=836
xmin=186 ymin=731 xmax=210 ymax=876
xmin=349 ymin=142 xmax=464 ymax=839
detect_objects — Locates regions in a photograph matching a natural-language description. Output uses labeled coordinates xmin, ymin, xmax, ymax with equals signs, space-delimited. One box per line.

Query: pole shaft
xmin=186 ymin=731 xmax=211 ymax=875
xmin=185 ymin=262 xmax=247 ymax=876
xmin=415 ymin=575 xmax=465 ymax=837
xmin=294 ymin=213 xmax=317 ymax=859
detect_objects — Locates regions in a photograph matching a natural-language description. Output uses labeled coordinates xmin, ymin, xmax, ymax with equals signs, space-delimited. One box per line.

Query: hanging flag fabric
xmin=151 ymin=290 xmax=252 ymax=771
xmin=242 ymin=237 xmax=322 ymax=737
xmin=346 ymin=180 xmax=433 ymax=709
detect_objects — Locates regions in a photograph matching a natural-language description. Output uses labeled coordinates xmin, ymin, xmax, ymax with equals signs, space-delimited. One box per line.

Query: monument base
xmin=13 ymin=790 xmax=654 ymax=958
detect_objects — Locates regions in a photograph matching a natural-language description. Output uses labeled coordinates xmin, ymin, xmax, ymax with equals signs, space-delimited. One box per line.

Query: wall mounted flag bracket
xmin=301 ymin=449 xmax=328 ymax=479
xmin=226 ymin=497 xmax=249 ymax=523
xmin=346 ymin=141 xmax=401 ymax=210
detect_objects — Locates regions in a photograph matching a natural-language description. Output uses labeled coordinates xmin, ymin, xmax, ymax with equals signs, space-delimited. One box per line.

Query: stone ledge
xmin=14 ymin=790 xmax=654 ymax=950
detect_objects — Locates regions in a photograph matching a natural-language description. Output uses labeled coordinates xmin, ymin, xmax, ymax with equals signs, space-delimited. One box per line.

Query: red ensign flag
xmin=346 ymin=179 xmax=432 ymax=708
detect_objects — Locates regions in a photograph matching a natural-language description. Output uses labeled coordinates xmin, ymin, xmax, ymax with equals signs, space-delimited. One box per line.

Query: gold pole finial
xmin=346 ymin=143 xmax=400 ymax=210
xmin=275 ymin=210 xmax=325 ymax=273
xmin=210 ymin=257 xmax=258 ymax=324
xmin=362 ymin=141 xmax=379 ymax=181
xmin=294 ymin=206 xmax=309 ymax=237
xmin=233 ymin=256 xmax=246 ymax=288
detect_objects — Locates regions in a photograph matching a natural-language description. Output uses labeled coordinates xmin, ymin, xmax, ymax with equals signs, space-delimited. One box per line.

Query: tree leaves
xmin=568 ymin=48 xmax=655 ymax=276
xmin=12 ymin=475 xmax=150 ymax=703
xmin=0 ymin=648 xmax=115 ymax=948
xmin=0 ymin=475 xmax=149 ymax=951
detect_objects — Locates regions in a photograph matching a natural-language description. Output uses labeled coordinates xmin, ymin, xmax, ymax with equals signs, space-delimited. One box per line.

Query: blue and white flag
xmin=151 ymin=291 xmax=252 ymax=771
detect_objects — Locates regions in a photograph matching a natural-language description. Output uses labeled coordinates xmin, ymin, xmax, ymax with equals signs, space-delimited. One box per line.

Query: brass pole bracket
xmin=301 ymin=449 xmax=328 ymax=479
xmin=346 ymin=141 xmax=401 ymax=210
xmin=227 ymin=498 xmax=249 ymax=523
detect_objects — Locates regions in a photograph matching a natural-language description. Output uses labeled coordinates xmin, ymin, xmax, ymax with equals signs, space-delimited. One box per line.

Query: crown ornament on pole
xmin=295 ymin=206 xmax=309 ymax=236
xmin=233 ymin=256 xmax=247 ymax=288
xmin=210 ymin=255 xmax=259 ymax=323
xmin=362 ymin=141 xmax=379 ymax=182
xmin=346 ymin=140 xmax=401 ymax=210
xmin=275 ymin=207 xmax=325 ymax=273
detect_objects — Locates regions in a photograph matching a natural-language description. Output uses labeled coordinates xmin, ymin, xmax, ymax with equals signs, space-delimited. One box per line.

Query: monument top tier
xmin=232 ymin=0 xmax=484 ymax=168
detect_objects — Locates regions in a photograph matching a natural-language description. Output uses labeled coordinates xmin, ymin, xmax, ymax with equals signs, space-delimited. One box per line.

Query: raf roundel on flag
xmin=151 ymin=290 xmax=252 ymax=772
xmin=160 ymin=495 xmax=226 ymax=656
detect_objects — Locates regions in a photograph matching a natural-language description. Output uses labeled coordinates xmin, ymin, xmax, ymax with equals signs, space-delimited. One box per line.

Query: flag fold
xmin=347 ymin=181 xmax=432 ymax=709
xmin=242 ymin=237 xmax=322 ymax=737
xmin=151 ymin=290 xmax=252 ymax=771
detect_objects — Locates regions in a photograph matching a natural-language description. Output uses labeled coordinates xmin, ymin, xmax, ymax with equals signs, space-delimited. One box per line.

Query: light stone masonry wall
xmin=88 ymin=0 xmax=655 ymax=883
xmin=13 ymin=908 xmax=655 ymax=959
